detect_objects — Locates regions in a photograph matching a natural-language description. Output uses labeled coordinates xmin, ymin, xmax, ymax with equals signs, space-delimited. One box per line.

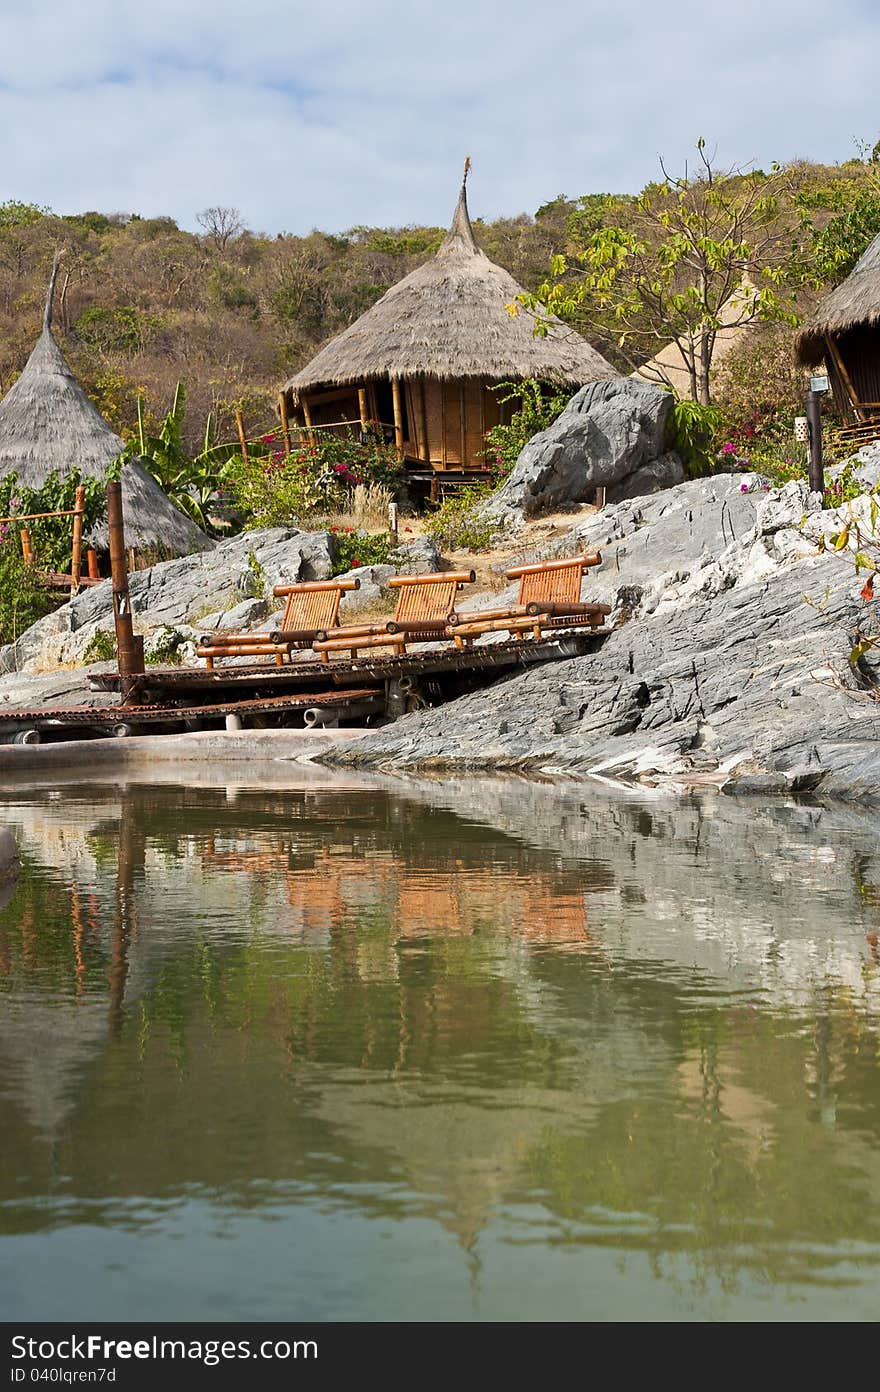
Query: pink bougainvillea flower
xmin=261 ymin=433 xmax=276 ymax=444
xmin=740 ymin=483 xmax=749 ymax=493
xmin=720 ymin=442 xmax=736 ymax=455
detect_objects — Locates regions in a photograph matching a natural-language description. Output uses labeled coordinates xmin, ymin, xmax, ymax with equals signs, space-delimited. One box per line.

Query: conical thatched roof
xmin=796 ymin=232 xmax=880 ymax=366
xmin=285 ymin=177 xmax=617 ymax=396
xmin=0 ymin=264 xmax=210 ymax=554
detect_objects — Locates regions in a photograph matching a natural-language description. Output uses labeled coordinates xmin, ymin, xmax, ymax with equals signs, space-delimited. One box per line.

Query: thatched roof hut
xmin=795 ymin=233 xmax=880 ymax=423
xmin=0 ymin=264 xmax=210 ymax=554
xmin=283 ymin=172 xmax=617 ymax=483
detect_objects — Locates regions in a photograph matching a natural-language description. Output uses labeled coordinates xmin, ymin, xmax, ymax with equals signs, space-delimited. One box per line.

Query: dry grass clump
xmin=320 ymin=483 xmax=395 ymax=532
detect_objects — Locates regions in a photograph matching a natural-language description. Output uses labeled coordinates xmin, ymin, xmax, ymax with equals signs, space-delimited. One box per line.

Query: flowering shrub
xmin=227 ymin=430 xmax=404 ymax=528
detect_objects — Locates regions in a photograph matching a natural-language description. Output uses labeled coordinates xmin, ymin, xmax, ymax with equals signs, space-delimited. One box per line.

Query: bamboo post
xmin=301 ymin=397 xmax=316 ymax=449
xmin=70 ymin=485 xmax=84 ymax=595
xmin=20 ymin=528 xmax=34 ymax=565
xmin=419 ymin=379 xmax=430 ymax=463
xmin=391 ymin=380 xmax=404 ymax=462
xmin=87 ymin=549 xmax=100 ymax=580
xmin=278 ymin=391 xmax=292 ymax=456
xmin=235 ymin=408 xmax=249 ymax=462
xmin=388 ymin=501 xmax=399 ymax=540
xmin=358 ymin=388 xmax=369 ymax=431
xmin=107 ymin=481 xmax=145 ymax=703
xmin=825 ymin=335 xmax=862 ymax=422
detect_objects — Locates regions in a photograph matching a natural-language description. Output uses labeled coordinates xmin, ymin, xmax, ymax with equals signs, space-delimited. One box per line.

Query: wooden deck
xmin=0 ymin=630 xmax=610 ymax=744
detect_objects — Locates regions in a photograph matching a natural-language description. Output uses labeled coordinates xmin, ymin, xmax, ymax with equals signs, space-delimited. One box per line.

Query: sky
xmin=1 ymin=0 xmax=878 ymax=236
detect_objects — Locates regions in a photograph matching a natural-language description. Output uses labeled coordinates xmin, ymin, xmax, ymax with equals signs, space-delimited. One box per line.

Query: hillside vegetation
xmin=1 ymin=148 xmax=878 ymax=455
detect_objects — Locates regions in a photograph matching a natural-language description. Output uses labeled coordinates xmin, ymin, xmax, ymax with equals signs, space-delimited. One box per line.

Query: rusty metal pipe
xmin=107 ymin=481 xmax=144 ymax=703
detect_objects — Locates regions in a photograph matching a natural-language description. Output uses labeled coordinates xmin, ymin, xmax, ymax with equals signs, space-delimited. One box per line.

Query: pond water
xmin=1 ymin=769 xmax=879 ymax=1322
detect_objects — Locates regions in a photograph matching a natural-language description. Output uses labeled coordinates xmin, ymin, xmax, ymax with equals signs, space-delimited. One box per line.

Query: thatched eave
xmin=796 ymin=231 xmax=880 ymax=365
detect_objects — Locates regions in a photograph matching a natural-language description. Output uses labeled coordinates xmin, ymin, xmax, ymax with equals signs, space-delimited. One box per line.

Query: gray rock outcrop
xmin=0 ymin=526 xmax=336 ymax=675
xmin=482 ymin=378 xmax=684 ymax=520
xmin=327 ymin=474 xmax=880 ymax=802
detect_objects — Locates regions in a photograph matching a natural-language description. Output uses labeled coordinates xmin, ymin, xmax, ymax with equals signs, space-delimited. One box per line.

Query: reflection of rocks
xmin=0 ymin=825 xmax=19 ymax=878
xmin=2 ymin=775 xmax=880 ymax=1304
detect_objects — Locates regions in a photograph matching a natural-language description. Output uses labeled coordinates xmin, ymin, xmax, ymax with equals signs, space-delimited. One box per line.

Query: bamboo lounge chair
xmin=313 ymin=570 xmax=476 ymax=663
xmin=447 ymin=554 xmax=610 ymax=646
xmin=196 ymin=578 xmax=360 ymax=669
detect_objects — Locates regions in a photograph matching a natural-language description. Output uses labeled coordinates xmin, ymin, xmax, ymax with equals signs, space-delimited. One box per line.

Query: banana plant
xmin=123 ymin=384 xmax=241 ymax=534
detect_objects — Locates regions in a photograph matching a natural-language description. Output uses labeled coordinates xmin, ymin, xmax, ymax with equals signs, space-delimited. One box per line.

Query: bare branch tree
xmin=196 ymin=206 xmax=244 ymax=252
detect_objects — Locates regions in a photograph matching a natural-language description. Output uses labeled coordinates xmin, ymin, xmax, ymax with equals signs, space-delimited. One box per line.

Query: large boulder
xmin=482 ymin=378 xmax=683 ymax=520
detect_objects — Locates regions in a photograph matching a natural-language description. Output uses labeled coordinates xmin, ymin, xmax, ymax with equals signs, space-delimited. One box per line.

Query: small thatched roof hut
xmin=283 ymin=170 xmax=617 ymax=484
xmin=0 ymin=264 xmax=210 ymax=554
xmin=796 ymin=233 xmax=880 ymax=422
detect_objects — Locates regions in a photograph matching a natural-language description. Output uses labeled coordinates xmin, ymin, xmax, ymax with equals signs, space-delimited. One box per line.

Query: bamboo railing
xmin=1 ymin=486 xmax=100 ymax=594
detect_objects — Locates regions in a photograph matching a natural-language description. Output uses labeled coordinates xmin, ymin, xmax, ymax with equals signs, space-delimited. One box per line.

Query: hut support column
xmin=302 ymin=397 xmax=316 ymax=448
xmin=278 ymin=391 xmax=292 ymax=455
xmin=358 ymin=388 xmax=369 ymax=432
xmin=392 ymin=380 xmax=404 ymax=462
xmin=459 ymin=384 xmax=467 ymax=469
xmin=824 ymin=335 xmax=862 ymax=422
xmin=418 ymin=379 xmax=429 ymax=464
xmin=107 ymin=481 xmax=145 ymax=705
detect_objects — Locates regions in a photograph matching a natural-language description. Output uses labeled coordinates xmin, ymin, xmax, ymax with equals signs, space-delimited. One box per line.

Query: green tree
xmin=518 ymin=141 xmax=803 ymax=404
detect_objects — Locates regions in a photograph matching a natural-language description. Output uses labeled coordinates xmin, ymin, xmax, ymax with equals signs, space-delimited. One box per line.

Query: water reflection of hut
xmin=0 ymin=263 xmax=209 ymax=558
xmin=282 ymin=170 xmax=616 ymax=491
xmin=796 ymin=232 xmax=880 ymax=434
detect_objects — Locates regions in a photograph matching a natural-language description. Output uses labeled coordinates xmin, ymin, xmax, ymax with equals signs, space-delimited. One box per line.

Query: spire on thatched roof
xmin=285 ymin=170 xmax=617 ymax=396
xmin=796 ymin=232 xmax=880 ymax=366
xmin=0 ymin=262 xmax=210 ymax=554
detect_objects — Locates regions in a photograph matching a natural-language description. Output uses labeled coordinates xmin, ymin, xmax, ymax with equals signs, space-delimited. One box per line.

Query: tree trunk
xmin=698 ymin=329 xmax=712 ymax=405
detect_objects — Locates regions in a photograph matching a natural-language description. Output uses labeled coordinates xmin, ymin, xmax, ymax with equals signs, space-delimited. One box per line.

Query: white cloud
xmin=0 ymin=0 xmax=877 ymax=232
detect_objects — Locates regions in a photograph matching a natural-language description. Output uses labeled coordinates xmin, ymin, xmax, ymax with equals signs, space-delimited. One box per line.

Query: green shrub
xmin=329 ymin=530 xmax=394 ymax=574
xmin=0 ymin=471 xmax=110 ymax=574
xmin=0 ymin=542 xmax=53 ymax=645
xmin=423 ymin=488 xmax=502 ymax=552
xmin=484 ymin=378 xmax=570 ymax=480
xmin=82 ymin=628 xmax=116 ymax=664
xmin=145 ymin=627 xmax=187 ymax=666
xmin=667 ymin=398 xmax=722 ymax=477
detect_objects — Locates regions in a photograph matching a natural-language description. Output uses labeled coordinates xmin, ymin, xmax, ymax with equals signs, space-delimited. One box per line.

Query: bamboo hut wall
xmin=834 ymin=326 xmax=880 ymax=411
xmin=290 ymin=375 xmax=527 ymax=471
xmin=441 ymin=382 xmax=463 ymax=465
